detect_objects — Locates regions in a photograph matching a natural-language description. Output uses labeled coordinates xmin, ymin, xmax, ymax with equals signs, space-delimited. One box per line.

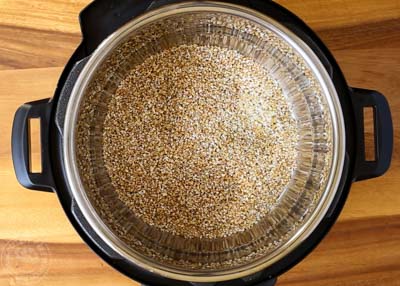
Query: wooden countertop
xmin=0 ymin=1 xmax=399 ymax=285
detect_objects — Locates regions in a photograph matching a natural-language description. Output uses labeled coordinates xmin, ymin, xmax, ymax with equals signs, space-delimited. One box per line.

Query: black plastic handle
xmin=79 ymin=0 xmax=155 ymax=55
xmin=12 ymin=99 xmax=55 ymax=192
xmin=79 ymin=0 xmax=255 ymax=56
xmin=351 ymin=88 xmax=393 ymax=181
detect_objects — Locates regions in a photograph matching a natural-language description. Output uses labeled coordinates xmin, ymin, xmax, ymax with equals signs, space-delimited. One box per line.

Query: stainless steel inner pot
xmin=62 ymin=2 xmax=345 ymax=282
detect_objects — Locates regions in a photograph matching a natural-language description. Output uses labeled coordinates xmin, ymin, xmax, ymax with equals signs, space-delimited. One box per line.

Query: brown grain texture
xmin=0 ymin=1 xmax=399 ymax=285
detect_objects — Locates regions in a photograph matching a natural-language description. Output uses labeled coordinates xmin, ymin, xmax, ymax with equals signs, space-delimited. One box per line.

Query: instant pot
xmin=12 ymin=0 xmax=393 ymax=285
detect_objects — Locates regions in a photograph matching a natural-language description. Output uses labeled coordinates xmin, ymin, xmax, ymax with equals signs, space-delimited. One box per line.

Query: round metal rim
xmin=63 ymin=1 xmax=346 ymax=282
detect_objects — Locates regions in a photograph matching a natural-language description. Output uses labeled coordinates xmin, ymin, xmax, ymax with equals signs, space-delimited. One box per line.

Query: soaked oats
xmin=102 ymin=44 xmax=298 ymax=239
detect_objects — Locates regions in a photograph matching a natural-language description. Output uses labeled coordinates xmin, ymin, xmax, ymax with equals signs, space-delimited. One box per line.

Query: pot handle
xmin=351 ymin=88 xmax=393 ymax=181
xmin=79 ymin=0 xmax=256 ymax=55
xmin=12 ymin=99 xmax=55 ymax=192
xmin=80 ymin=0 xmax=155 ymax=55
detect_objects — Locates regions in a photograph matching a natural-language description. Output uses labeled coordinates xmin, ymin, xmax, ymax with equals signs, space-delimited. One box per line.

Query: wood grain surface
xmin=0 ymin=1 xmax=399 ymax=285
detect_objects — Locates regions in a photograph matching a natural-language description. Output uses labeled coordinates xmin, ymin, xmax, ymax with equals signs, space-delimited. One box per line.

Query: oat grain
xmin=102 ymin=44 xmax=298 ymax=239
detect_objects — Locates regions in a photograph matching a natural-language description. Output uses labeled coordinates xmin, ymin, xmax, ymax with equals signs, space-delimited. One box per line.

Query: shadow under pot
xmin=11 ymin=1 xmax=393 ymax=285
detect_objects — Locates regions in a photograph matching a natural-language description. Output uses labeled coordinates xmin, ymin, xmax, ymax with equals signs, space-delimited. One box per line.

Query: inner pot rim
xmin=62 ymin=1 xmax=346 ymax=282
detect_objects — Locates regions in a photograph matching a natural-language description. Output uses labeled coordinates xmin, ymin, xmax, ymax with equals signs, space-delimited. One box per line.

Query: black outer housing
xmin=11 ymin=1 xmax=393 ymax=286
